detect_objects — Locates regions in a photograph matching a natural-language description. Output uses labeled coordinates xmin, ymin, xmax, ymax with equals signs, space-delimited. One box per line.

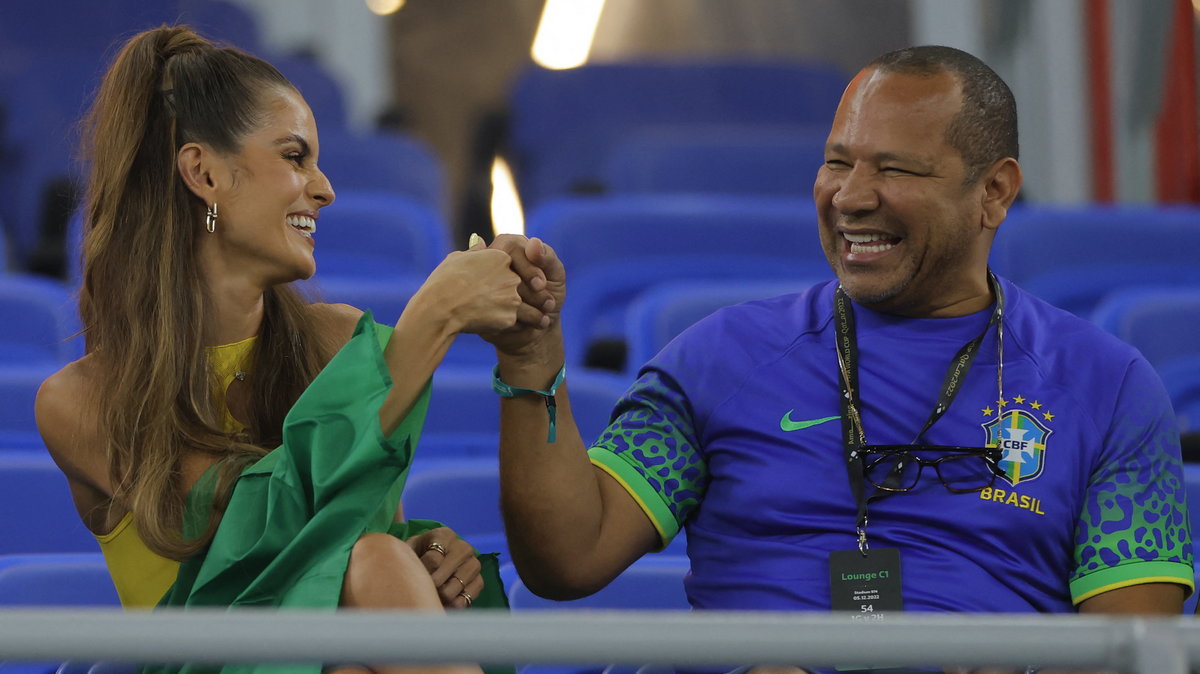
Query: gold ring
xmin=425 ymin=542 xmax=447 ymax=556
xmin=451 ymin=575 xmax=467 ymax=591
xmin=459 ymin=591 xmax=473 ymax=608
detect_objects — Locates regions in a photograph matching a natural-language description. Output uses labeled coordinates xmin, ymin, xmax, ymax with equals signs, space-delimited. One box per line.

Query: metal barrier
xmin=1 ymin=609 xmax=1199 ymax=672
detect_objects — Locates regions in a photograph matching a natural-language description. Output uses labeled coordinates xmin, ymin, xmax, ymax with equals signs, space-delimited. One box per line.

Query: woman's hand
xmin=411 ymin=243 xmax=545 ymax=337
xmin=406 ymin=527 xmax=484 ymax=609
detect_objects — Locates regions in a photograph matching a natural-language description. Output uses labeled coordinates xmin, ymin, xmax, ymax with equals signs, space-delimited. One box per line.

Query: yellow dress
xmin=95 ymin=336 xmax=255 ymax=608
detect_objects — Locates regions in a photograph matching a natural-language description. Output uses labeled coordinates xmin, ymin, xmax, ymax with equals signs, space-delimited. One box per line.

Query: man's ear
xmin=177 ymin=142 xmax=221 ymax=202
xmin=980 ymin=157 xmax=1022 ymax=233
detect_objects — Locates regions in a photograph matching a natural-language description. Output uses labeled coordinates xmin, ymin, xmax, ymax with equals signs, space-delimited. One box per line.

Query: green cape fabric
xmin=146 ymin=314 xmax=511 ymax=674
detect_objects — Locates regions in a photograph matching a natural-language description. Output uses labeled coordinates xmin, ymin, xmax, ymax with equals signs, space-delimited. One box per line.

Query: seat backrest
xmin=0 ymin=276 xmax=80 ymax=365
xmin=1157 ymin=355 xmax=1200 ymax=433
xmin=272 ymin=55 xmax=348 ymax=131
xmin=1090 ymin=286 xmax=1200 ymax=368
xmin=507 ymin=554 xmax=690 ymax=611
xmin=424 ymin=368 xmax=627 ymax=446
xmin=0 ymin=454 xmax=100 ymax=554
xmin=0 ymin=553 xmax=117 ymax=606
xmin=526 ymin=196 xmax=828 ymax=368
xmin=1019 ymin=264 xmax=1200 ymax=319
xmin=176 ymin=0 xmax=265 ymax=55
xmin=509 ymin=62 xmax=845 ymax=205
xmin=624 ymin=279 xmax=820 ymax=374
xmin=402 ymin=460 xmax=502 ymax=543
xmin=992 ymin=206 xmax=1200 ymax=286
xmin=318 ymin=131 xmax=446 ymax=214
xmin=602 ymin=125 xmax=827 ymax=198
xmin=313 ymin=191 xmax=450 ymax=279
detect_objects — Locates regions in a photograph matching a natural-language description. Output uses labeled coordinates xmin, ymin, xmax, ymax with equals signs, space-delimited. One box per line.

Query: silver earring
xmin=205 ymin=202 xmax=218 ymax=233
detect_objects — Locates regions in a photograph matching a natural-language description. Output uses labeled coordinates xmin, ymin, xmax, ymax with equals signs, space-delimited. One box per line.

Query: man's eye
xmin=824 ymin=160 xmax=850 ymax=169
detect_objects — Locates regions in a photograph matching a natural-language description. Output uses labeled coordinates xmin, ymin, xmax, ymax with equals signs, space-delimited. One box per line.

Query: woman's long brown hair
xmin=79 ymin=26 xmax=332 ymax=560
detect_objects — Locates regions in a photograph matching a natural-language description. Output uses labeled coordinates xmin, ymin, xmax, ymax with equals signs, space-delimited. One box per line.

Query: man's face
xmin=813 ymin=68 xmax=992 ymax=316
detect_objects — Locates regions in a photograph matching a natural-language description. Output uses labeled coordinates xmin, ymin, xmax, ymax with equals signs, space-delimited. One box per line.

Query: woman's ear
xmin=177 ymin=142 xmax=219 ymax=201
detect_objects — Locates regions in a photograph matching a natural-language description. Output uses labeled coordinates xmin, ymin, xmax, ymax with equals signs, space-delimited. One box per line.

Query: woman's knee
xmin=343 ymin=533 xmax=440 ymax=609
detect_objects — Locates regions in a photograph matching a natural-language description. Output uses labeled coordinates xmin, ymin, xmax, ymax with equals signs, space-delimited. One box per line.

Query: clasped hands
xmin=423 ymin=232 xmax=564 ymax=354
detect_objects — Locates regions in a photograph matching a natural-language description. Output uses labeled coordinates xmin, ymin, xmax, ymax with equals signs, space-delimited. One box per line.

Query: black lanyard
xmin=835 ymin=272 xmax=1005 ymax=554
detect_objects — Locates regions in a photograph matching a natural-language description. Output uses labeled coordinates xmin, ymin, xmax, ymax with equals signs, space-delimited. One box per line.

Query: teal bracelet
xmin=492 ymin=364 xmax=566 ymax=442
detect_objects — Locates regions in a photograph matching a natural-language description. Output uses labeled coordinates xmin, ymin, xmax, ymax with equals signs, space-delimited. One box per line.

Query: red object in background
xmin=1085 ymin=0 xmax=1115 ymax=203
xmin=1154 ymin=0 xmax=1199 ymax=203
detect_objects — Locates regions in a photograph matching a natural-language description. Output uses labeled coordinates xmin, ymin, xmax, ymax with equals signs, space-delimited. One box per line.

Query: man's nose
xmin=831 ymin=166 xmax=879 ymax=214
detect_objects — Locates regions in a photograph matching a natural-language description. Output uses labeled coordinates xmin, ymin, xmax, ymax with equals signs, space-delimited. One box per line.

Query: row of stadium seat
xmin=9 ymin=197 xmax=1200 ymax=359
xmin=0 ymin=550 xmax=689 ymax=674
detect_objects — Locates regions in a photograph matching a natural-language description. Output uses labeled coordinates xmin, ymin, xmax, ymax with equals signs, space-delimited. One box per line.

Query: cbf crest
xmin=981 ymin=396 xmax=1055 ymax=485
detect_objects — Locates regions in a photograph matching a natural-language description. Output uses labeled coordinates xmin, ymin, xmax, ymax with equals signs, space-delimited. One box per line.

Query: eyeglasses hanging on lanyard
xmin=833 ymin=271 xmax=1006 ymax=555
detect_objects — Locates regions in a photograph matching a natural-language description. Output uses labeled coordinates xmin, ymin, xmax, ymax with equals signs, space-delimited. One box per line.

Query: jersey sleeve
xmin=1069 ymin=357 xmax=1194 ymax=604
xmin=587 ymin=369 xmax=708 ymax=547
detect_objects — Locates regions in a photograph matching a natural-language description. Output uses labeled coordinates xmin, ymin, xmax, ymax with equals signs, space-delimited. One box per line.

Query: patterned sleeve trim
xmin=585 ymin=370 xmax=708 ymax=539
xmin=589 ymin=446 xmax=680 ymax=547
xmin=1069 ymin=560 xmax=1195 ymax=604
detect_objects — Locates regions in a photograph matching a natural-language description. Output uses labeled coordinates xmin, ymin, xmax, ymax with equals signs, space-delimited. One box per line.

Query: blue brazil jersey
xmin=589 ymin=278 xmax=1193 ymax=613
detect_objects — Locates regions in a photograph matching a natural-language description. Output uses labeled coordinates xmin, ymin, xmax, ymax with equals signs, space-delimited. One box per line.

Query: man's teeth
xmin=844 ymin=232 xmax=896 ymax=254
xmin=287 ymin=215 xmax=316 ymax=235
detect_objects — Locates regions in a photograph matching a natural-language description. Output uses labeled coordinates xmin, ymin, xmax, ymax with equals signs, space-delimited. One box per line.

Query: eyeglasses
xmin=860 ymin=445 xmax=1005 ymax=494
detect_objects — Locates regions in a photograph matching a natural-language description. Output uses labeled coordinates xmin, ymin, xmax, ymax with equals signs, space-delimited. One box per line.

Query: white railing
xmin=1 ymin=609 xmax=1198 ymax=673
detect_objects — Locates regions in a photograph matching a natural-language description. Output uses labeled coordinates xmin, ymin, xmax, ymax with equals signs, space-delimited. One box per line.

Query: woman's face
xmin=208 ymin=87 xmax=335 ymax=287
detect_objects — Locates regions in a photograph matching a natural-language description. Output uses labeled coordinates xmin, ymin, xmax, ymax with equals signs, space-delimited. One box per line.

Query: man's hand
xmin=481 ymin=234 xmax=566 ymax=359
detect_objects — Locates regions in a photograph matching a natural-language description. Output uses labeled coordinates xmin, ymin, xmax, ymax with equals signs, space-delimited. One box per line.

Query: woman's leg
xmin=341 ymin=533 xmax=482 ymax=674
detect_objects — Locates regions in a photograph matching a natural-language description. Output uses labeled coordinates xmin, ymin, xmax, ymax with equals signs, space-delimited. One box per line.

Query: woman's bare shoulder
xmin=306 ymin=301 xmax=366 ymax=347
xmin=35 ymin=356 xmax=115 ymax=518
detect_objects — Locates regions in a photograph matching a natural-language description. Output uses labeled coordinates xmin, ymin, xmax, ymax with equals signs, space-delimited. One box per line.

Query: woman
xmin=34 ymin=25 xmax=546 ymax=674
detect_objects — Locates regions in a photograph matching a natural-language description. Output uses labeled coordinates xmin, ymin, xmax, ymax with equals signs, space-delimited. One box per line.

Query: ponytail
xmin=79 ymin=26 xmax=328 ymax=560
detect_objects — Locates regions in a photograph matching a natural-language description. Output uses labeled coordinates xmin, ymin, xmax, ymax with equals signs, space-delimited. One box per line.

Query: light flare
xmin=490 ymin=156 xmax=525 ymax=237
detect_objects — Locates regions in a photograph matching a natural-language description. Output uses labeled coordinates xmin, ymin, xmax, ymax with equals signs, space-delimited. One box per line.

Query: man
xmin=488 ymin=45 xmax=1191 ymax=630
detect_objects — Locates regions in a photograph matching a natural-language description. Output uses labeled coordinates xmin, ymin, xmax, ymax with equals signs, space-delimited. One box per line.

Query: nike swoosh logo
xmin=779 ymin=411 xmax=841 ymax=432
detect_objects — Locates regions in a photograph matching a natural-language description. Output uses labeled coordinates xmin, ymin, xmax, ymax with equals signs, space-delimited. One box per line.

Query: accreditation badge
xmin=828 ymin=548 xmax=903 ymax=617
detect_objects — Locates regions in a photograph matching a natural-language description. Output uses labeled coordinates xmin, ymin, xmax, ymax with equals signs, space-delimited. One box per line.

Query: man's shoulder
xmin=696 ymin=279 xmax=836 ymax=341
xmin=1004 ymin=279 xmax=1142 ymax=366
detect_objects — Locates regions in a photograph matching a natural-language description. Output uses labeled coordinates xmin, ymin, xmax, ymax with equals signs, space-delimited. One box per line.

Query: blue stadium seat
xmin=402 ymin=460 xmax=506 ymax=561
xmin=992 ymin=206 xmax=1200 ymax=287
xmin=624 ymin=279 xmax=819 ymax=375
xmin=313 ymin=191 xmax=450 ymax=280
xmin=177 ymin=0 xmax=265 ymax=55
xmin=509 ymin=62 xmax=846 ymax=206
xmin=0 ymin=366 xmax=59 ymax=451
xmin=318 ymin=131 xmax=447 ymax=215
xmin=0 ymin=553 xmax=120 ymax=674
xmin=1018 ymin=264 xmax=1200 ymax=319
xmin=0 ymin=453 xmax=99 ymax=554
xmin=424 ymin=368 xmax=626 ymax=450
xmin=1090 ymin=286 xmax=1200 ymax=368
xmin=1158 ymin=356 xmax=1200 ymax=433
xmin=508 ymin=555 xmax=691 ymax=674
xmin=274 ymin=55 xmax=348 ymax=132
xmin=0 ymin=276 xmax=80 ymax=366
xmin=525 ymin=196 xmax=829 ymax=370
xmin=0 ymin=53 xmax=98 ymax=261
xmin=304 ymin=277 xmax=497 ymax=369
xmin=0 ymin=553 xmax=116 ymax=606
xmin=602 ymin=125 xmax=828 ymax=198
